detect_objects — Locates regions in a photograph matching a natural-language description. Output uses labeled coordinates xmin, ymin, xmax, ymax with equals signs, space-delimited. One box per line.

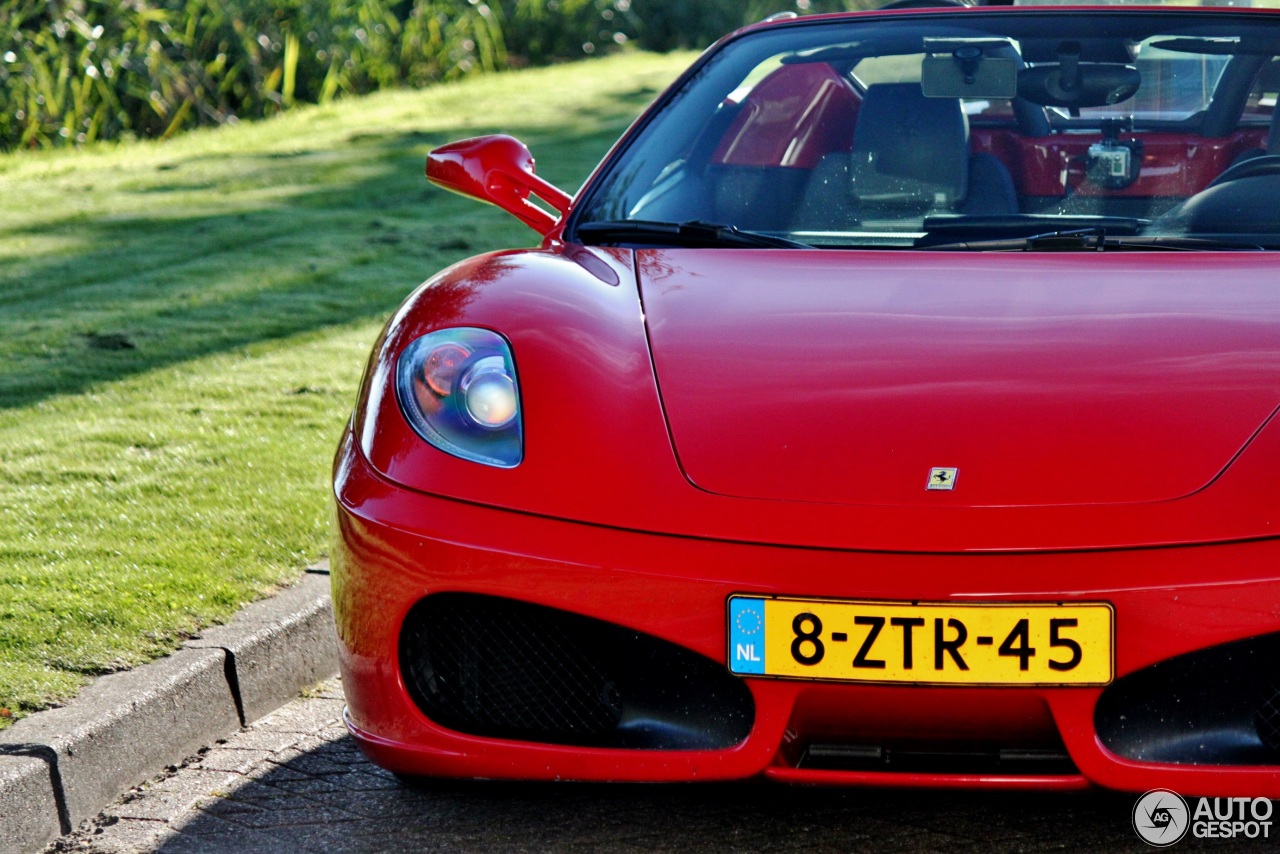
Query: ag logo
xmin=1133 ymin=789 xmax=1190 ymax=847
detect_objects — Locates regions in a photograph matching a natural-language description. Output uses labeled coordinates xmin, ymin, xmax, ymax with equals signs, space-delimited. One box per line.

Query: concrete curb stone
xmin=0 ymin=755 xmax=61 ymax=853
xmin=186 ymin=569 xmax=338 ymax=726
xmin=1 ymin=648 xmax=239 ymax=836
xmin=0 ymin=565 xmax=338 ymax=854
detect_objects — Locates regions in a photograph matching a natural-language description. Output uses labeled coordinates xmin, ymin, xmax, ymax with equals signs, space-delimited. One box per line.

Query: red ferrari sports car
xmin=333 ymin=1 xmax=1280 ymax=796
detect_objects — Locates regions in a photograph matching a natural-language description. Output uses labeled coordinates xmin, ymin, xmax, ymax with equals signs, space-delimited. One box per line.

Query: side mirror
xmin=426 ymin=135 xmax=572 ymax=235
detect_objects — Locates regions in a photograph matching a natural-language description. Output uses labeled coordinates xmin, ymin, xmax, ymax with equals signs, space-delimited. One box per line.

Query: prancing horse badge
xmin=927 ymin=467 xmax=958 ymax=491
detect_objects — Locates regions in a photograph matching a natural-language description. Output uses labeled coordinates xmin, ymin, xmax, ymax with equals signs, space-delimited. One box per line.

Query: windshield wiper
xmin=921 ymin=228 xmax=1268 ymax=252
xmin=922 ymin=214 xmax=1147 ymax=239
xmin=574 ymin=219 xmax=811 ymax=249
xmin=924 ymin=228 xmax=1108 ymax=252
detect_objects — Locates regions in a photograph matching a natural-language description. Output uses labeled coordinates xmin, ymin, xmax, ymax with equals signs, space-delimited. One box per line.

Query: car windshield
xmin=571 ymin=9 xmax=1280 ymax=249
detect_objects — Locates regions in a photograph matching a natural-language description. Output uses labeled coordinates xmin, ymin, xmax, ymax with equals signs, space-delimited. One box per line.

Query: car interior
xmin=598 ymin=12 xmax=1280 ymax=247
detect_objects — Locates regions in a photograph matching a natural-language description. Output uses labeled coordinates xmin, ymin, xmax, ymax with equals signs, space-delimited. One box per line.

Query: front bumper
xmin=333 ymin=433 xmax=1280 ymax=795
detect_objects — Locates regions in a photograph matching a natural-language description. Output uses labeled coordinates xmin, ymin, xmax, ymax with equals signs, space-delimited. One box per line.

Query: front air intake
xmin=399 ymin=593 xmax=754 ymax=750
xmin=1096 ymin=632 xmax=1280 ymax=765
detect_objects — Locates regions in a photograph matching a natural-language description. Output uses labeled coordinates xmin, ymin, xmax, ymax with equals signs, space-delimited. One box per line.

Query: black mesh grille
xmin=402 ymin=594 xmax=622 ymax=739
xmin=1096 ymin=631 xmax=1280 ymax=766
xmin=1256 ymin=684 xmax=1280 ymax=753
xmin=400 ymin=593 xmax=754 ymax=749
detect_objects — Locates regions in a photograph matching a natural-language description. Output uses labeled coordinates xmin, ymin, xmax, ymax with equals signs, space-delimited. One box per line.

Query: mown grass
xmin=0 ymin=50 xmax=694 ymax=722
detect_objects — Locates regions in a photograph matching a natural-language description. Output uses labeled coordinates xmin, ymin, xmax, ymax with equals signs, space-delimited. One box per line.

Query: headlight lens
xmin=395 ymin=328 xmax=522 ymax=467
xmin=458 ymin=356 xmax=519 ymax=429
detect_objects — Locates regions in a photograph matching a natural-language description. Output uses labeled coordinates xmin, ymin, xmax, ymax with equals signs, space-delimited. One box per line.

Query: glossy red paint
xmin=353 ymin=244 xmax=1280 ymax=552
xmin=639 ymin=249 xmax=1280 ymax=508
xmin=333 ymin=432 xmax=1280 ymax=794
xmin=426 ymin=135 xmax=572 ymax=235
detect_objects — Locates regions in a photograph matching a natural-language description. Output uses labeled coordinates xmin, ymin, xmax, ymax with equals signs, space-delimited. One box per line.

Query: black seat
xmin=1223 ymin=59 xmax=1280 ymax=168
xmin=795 ymin=83 xmax=1017 ymax=230
xmin=1157 ymin=171 xmax=1280 ymax=235
xmin=850 ymin=82 xmax=971 ymax=215
xmin=1157 ymin=60 xmax=1280 ymax=234
xmin=1226 ymin=110 xmax=1280 ymax=167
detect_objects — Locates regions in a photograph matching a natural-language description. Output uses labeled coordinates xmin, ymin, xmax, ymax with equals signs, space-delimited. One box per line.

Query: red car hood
xmin=639 ymin=249 xmax=1280 ymax=508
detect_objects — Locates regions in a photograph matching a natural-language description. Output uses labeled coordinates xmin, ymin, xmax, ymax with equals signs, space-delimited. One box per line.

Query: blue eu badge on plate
xmin=729 ymin=597 xmax=765 ymax=674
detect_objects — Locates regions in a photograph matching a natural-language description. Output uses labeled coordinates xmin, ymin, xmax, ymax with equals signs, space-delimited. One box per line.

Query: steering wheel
xmin=1208 ymin=154 xmax=1280 ymax=189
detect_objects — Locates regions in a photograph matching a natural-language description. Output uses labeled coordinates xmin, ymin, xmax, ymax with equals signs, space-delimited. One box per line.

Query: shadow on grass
xmin=0 ymin=83 xmax=657 ymax=412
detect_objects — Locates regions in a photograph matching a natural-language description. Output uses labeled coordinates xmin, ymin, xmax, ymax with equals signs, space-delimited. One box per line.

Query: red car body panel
xmin=334 ymin=432 xmax=1280 ymax=794
xmin=336 ymin=4 xmax=1280 ymax=795
xmin=640 ymin=250 xmax=1280 ymax=508
xmin=355 ymin=246 xmax=1280 ymax=552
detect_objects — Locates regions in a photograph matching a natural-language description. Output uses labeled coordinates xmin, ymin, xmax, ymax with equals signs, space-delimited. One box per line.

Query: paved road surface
xmin=49 ymin=678 xmax=1267 ymax=853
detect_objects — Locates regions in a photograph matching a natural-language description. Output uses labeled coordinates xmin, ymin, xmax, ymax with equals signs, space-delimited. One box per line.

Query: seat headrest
xmin=850 ymin=83 xmax=969 ymax=209
xmin=1254 ymin=60 xmax=1280 ymax=154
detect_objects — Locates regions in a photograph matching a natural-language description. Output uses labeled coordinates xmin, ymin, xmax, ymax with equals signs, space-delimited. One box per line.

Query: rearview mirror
xmin=1017 ymin=63 xmax=1141 ymax=109
xmin=426 ymin=135 xmax=572 ymax=235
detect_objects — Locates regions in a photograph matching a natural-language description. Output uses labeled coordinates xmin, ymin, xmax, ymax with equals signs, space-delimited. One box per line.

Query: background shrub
xmin=0 ymin=0 xmax=873 ymax=150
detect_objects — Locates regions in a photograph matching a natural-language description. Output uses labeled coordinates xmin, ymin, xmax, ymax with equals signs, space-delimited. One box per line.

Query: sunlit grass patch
xmin=0 ymin=51 xmax=694 ymax=722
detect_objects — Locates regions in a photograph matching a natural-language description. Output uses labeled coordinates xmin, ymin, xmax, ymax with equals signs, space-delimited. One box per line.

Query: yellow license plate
xmin=727 ymin=596 xmax=1113 ymax=686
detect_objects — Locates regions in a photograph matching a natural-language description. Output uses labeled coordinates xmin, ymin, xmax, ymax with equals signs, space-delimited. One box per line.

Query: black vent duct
xmin=1096 ymin=632 xmax=1280 ymax=766
xmin=399 ymin=593 xmax=754 ymax=750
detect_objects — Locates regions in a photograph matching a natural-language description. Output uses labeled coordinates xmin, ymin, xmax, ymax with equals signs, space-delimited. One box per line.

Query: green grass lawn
xmin=0 ymin=50 xmax=694 ymax=723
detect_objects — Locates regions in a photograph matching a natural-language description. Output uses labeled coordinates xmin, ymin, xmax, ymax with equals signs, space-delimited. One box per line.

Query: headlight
xmin=395 ymin=328 xmax=523 ymax=468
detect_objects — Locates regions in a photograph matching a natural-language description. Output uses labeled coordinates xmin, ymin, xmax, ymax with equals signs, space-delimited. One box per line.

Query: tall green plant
xmin=500 ymin=0 xmax=639 ymax=66
xmin=0 ymin=0 xmax=879 ymax=151
xmin=397 ymin=0 xmax=507 ymax=84
xmin=0 ymin=0 xmax=516 ymax=149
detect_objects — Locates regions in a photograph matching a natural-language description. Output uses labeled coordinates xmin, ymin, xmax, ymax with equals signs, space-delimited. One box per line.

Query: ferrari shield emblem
xmin=927 ymin=467 xmax=958 ymax=491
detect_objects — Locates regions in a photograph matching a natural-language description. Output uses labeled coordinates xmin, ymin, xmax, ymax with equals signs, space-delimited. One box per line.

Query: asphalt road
xmin=48 ymin=678 xmax=1272 ymax=853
